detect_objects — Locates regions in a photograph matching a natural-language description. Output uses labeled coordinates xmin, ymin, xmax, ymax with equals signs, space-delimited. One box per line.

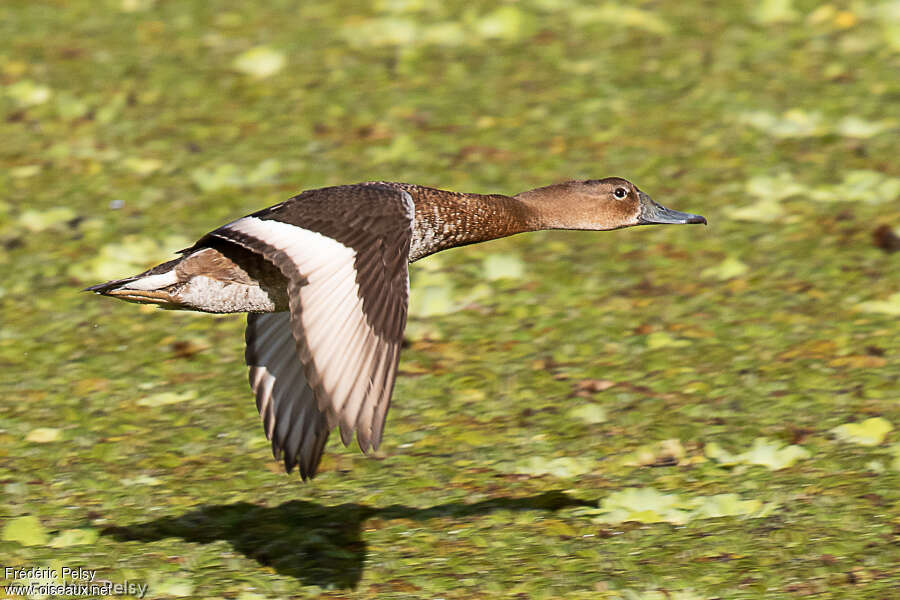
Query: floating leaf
xmin=48 ymin=528 xmax=99 ymax=548
xmin=810 ymin=170 xmax=900 ymax=204
xmin=753 ymin=0 xmax=799 ymax=24
xmin=376 ymin=0 xmax=427 ymax=14
xmin=2 ymin=515 xmax=49 ymax=546
xmin=476 ymin=6 xmax=533 ymax=41
xmin=745 ymin=173 xmax=809 ymax=201
xmin=740 ymin=109 xmax=826 ymax=138
xmin=26 ymin=427 xmax=61 ymax=443
xmin=844 ymin=171 xmax=900 ymax=203
xmin=855 ymin=292 xmax=900 ymax=316
xmin=245 ymin=158 xmax=281 ymax=185
xmin=237 ymin=593 xmax=270 ymax=600
xmin=572 ymin=4 xmax=671 ymax=35
xmin=877 ymin=5 xmax=900 ymax=51
xmin=152 ymin=576 xmax=194 ymax=597
xmin=10 ymin=164 xmax=41 ymax=179
xmin=408 ymin=283 xmax=458 ymax=317
xmin=120 ymin=0 xmax=156 ymax=12
xmin=190 ymin=160 xmax=280 ymax=191
xmin=701 ymin=256 xmax=748 ymax=280
xmin=693 ymin=494 xmax=771 ymax=519
xmin=646 ymin=331 xmax=691 ymax=349
xmin=233 ymin=46 xmax=285 ymax=78
xmin=6 ymin=79 xmax=52 ymax=106
xmin=889 ymin=444 xmax=900 ymax=471
xmin=731 ymin=198 xmax=784 ymax=223
xmin=343 ymin=17 xmax=419 ymax=47
xmin=583 ymin=488 xmax=776 ymax=525
xmin=738 ymin=438 xmax=811 ymax=470
xmin=69 ymin=234 xmax=191 ymax=282
xmin=567 ymin=403 xmax=607 ymax=424
xmin=593 ymin=487 xmax=696 ymax=525
xmin=704 ymin=442 xmax=738 ymax=465
xmin=121 ymin=474 xmax=163 ymax=486
xmin=55 ymin=92 xmax=89 ymax=120
xmin=18 ymin=207 xmax=76 ymax=232
xmin=706 ymin=438 xmax=810 ymax=470
xmin=733 ymin=173 xmax=809 ymax=222
xmin=835 ymin=116 xmax=892 ymax=138
xmin=513 ymin=456 xmax=594 ymax=478
xmin=828 ymin=355 xmax=886 ymax=369
xmin=620 ymin=439 xmax=687 ymax=467
xmin=831 ymin=417 xmax=893 ymax=446
xmin=482 ymin=253 xmax=524 ymax=280
xmin=422 ymin=22 xmax=467 ymax=46
xmin=137 ymin=390 xmax=197 ymax=407
xmin=190 ymin=163 xmax=243 ymax=192
xmin=122 ymin=156 xmax=163 ymax=176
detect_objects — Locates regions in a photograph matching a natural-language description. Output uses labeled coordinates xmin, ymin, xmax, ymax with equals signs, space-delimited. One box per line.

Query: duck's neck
xmin=405 ymin=185 xmax=539 ymax=262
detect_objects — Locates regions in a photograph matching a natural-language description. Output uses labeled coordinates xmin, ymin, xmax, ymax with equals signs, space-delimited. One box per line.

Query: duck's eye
xmin=613 ymin=187 xmax=628 ymax=199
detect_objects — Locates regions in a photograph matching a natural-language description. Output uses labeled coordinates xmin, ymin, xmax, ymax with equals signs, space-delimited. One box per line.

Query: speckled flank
xmin=175 ymin=273 xmax=280 ymax=313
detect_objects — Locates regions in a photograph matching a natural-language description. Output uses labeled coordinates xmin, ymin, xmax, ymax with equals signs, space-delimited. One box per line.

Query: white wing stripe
xmin=230 ymin=213 xmax=406 ymax=466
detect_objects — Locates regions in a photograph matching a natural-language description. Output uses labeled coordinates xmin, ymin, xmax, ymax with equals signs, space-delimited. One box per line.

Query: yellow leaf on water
xmin=6 ymin=80 xmax=52 ymax=106
xmin=620 ymin=439 xmax=686 ymax=467
xmin=18 ymin=207 xmax=76 ymax=232
xmin=701 ymin=256 xmax=749 ymax=280
xmin=476 ymin=6 xmax=533 ymax=41
xmin=48 ymin=528 xmax=99 ymax=548
xmin=514 ymin=456 xmax=594 ymax=478
xmin=121 ymin=0 xmax=156 ymax=12
xmin=233 ymin=46 xmax=285 ymax=78
xmin=137 ymin=390 xmax=197 ymax=407
xmin=646 ymin=332 xmax=690 ymax=349
xmin=26 ymin=428 xmax=61 ymax=443
xmin=408 ymin=284 xmax=458 ymax=317
xmin=831 ymin=417 xmax=893 ymax=446
xmin=833 ymin=10 xmax=858 ymax=29
xmin=69 ymin=234 xmax=191 ymax=282
xmin=482 ymin=253 xmax=524 ymax=280
xmin=1 ymin=515 xmax=48 ymax=546
xmin=572 ymin=4 xmax=671 ymax=35
xmin=740 ymin=109 xmax=825 ymax=138
xmin=122 ymin=156 xmax=163 ymax=176
xmin=855 ymin=293 xmax=900 ymax=316
xmin=694 ymin=494 xmax=768 ymax=519
xmin=732 ymin=198 xmax=784 ymax=223
xmin=828 ymin=355 xmax=887 ymax=369
xmin=835 ymin=116 xmax=892 ymax=138
xmin=567 ymin=404 xmax=607 ymax=424
xmin=753 ymin=0 xmax=799 ymax=24
xmin=707 ymin=438 xmax=810 ymax=470
xmin=10 ymin=165 xmax=41 ymax=179
xmin=889 ymin=444 xmax=900 ymax=471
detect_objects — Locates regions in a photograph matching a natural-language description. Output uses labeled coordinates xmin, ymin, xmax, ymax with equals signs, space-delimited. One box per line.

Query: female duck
xmin=88 ymin=178 xmax=706 ymax=480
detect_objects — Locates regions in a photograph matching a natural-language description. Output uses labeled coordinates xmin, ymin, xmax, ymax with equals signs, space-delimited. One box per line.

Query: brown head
xmin=515 ymin=177 xmax=706 ymax=231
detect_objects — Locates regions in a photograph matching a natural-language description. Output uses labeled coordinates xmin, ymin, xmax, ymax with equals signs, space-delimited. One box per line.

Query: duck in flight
xmin=88 ymin=178 xmax=706 ymax=480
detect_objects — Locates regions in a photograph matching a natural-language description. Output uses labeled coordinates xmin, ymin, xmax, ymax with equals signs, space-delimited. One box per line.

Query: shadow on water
xmin=102 ymin=490 xmax=595 ymax=589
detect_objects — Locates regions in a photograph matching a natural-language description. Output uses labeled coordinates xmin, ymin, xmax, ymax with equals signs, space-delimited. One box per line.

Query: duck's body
xmin=89 ymin=178 xmax=705 ymax=479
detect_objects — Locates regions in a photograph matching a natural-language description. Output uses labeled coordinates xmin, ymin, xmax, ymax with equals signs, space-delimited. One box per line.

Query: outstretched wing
xmin=207 ymin=183 xmax=413 ymax=479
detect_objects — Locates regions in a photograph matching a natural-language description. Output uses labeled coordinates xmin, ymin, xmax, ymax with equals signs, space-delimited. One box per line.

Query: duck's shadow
xmin=102 ymin=490 xmax=594 ymax=589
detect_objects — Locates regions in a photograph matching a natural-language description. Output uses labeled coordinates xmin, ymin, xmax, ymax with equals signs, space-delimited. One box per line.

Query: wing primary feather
xmin=271 ymin=358 xmax=305 ymax=462
xmin=371 ymin=344 xmax=400 ymax=449
xmin=284 ymin=385 xmax=316 ymax=472
xmin=258 ymin=326 xmax=300 ymax=440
